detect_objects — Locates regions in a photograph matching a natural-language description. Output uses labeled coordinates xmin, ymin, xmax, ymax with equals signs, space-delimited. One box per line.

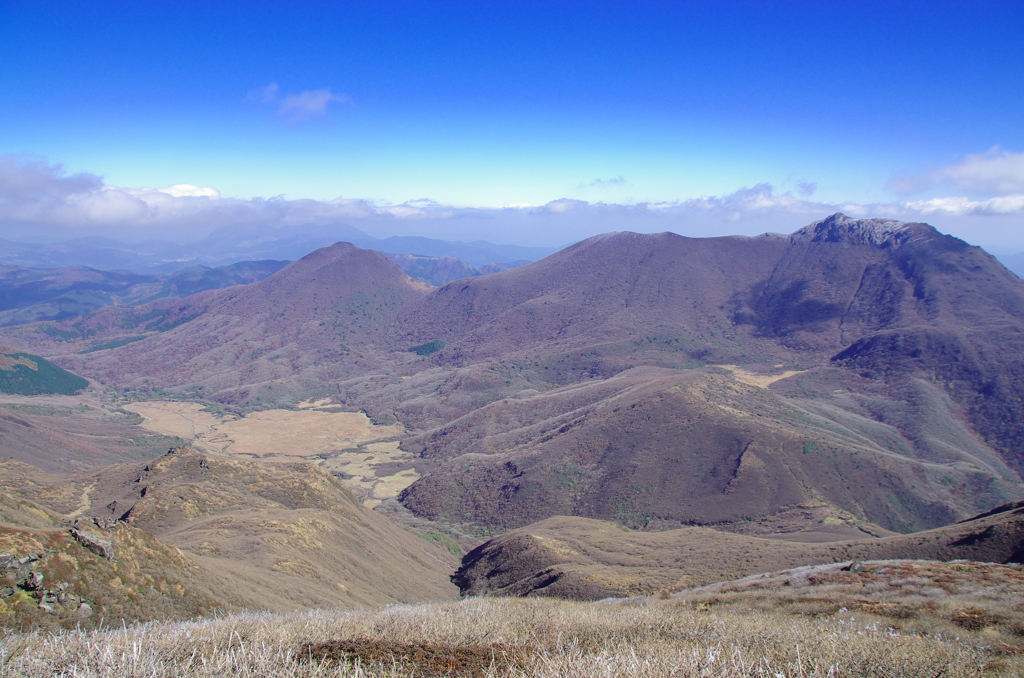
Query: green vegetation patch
xmin=41 ymin=325 xmax=87 ymax=342
xmin=409 ymin=339 xmax=445 ymax=356
xmin=79 ymin=336 xmax=147 ymax=353
xmin=0 ymin=352 xmax=88 ymax=395
xmin=144 ymin=313 xmax=200 ymax=333
xmin=418 ymin=531 xmax=462 ymax=554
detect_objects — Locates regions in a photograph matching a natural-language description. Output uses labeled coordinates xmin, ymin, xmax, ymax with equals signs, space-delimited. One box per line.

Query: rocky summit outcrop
xmin=453 ymin=502 xmax=1024 ymax=601
xmin=0 ymin=509 xmax=225 ymax=630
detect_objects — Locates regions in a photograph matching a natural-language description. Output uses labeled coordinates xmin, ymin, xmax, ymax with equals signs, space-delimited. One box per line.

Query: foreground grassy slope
xmin=2 ymin=561 xmax=1023 ymax=676
xmin=0 ymin=447 xmax=460 ymax=629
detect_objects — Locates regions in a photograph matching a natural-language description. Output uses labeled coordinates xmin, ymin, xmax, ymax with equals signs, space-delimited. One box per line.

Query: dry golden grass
xmin=125 ymin=401 xmax=402 ymax=459
xmin=1 ymin=585 xmax=1020 ymax=677
xmin=125 ymin=401 xmax=418 ymax=503
xmin=322 ymin=441 xmax=420 ymax=508
xmin=123 ymin=401 xmax=223 ymax=445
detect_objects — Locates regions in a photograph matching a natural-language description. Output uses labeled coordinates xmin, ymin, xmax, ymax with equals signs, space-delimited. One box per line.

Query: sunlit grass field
xmin=4 ymin=560 xmax=1024 ymax=677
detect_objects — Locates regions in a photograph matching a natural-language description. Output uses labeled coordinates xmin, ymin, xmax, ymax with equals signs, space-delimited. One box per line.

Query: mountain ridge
xmin=4 ymin=213 xmax=1024 ymax=540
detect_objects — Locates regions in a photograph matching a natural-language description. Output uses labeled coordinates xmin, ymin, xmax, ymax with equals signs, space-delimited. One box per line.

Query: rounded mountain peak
xmin=558 ymin=231 xmax=682 ymax=258
xmin=577 ymin=231 xmax=677 ymax=246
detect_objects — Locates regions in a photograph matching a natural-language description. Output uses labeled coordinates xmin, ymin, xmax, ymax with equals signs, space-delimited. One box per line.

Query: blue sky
xmin=2 ymin=1 xmax=1023 ymax=249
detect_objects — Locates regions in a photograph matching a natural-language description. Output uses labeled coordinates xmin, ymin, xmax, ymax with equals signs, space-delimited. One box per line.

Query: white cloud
xmin=249 ymin=83 xmax=352 ymax=123
xmin=577 ymin=175 xmax=627 ymax=189
xmin=889 ymin=147 xmax=1024 ymax=196
xmin=0 ymin=155 xmax=1021 ymax=249
xmin=533 ymin=198 xmax=589 ymax=214
xmin=0 ymin=155 xmax=102 ymax=201
xmin=248 ymin=82 xmax=280 ymax=104
xmin=154 ymin=184 xmax=221 ymax=199
xmin=797 ymin=181 xmax=817 ymax=197
xmin=677 ymin=183 xmax=818 ymax=215
xmin=906 ymin=194 xmax=1024 ymax=216
xmin=279 ymin=88 xmax=351 ymax=123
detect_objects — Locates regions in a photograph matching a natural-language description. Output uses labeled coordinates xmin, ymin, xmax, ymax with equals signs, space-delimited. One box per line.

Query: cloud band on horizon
xmin=0 ymin=155 xmax=1021 ymax=251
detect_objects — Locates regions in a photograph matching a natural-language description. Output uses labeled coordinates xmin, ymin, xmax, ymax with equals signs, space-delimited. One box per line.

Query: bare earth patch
xmin=124 ymin=401 xmax=416 ymax=504
xmin=719 ymin=364 xmax=806 ymax=389
xmin=303 ymin=638 xmax=529 ymax=677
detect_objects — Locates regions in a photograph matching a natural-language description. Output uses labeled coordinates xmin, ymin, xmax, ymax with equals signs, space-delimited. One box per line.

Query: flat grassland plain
xmin=125 ymin=400 xmax=419 ymax=506
xmin=4 ymin=559 xmax=1024 ymax=677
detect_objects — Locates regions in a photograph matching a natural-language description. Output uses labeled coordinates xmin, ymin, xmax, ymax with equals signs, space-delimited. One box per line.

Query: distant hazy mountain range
xmin=0 ymin=224 xmax=548 ymax=326
xmin=0 ymin=260 xmax=289 ymax=327
xmin=0 ymin=222 xmax=556 ymax=272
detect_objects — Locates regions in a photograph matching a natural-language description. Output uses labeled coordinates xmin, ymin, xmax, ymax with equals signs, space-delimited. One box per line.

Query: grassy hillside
xmin=400 ymin=367 xmax=1022 ymax=534
xmin=453 ymin=503 xmax=1024 ymax=600
xmin=0 ymin=399 xmax=187 ymax=473
xmin=0 ymin=447 xmax=460 ymax=629
xmin=1 ymin=563 xmax=1022 ymax=676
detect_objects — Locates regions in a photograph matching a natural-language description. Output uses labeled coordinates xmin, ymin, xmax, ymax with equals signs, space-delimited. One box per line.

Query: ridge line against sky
xmin=1 ymin=2 xmax=1022 ymax=250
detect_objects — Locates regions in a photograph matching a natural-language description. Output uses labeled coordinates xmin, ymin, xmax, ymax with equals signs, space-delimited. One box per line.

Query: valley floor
xmin=2 ymin=560 xmax=1022 ymax=677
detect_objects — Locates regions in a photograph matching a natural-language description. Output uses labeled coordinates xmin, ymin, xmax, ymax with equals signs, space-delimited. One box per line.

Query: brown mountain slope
xmin=4 ymin=214 xmax=1024 ymax=540
xmin=14 ymin=215 xmax=1022 ymax=423
xmin=0 ymin=396 xmax=185 ymax=472
xmin=389 ymin=216 xmax=1024 ymax=531
xmin=59 ymin=215 xmax=1024 ymax=461
xmin=398 ymin=366 xmax=1021 ymax=534
xmin=55 ymin=242 xmax=432 ymax=403
xmin=454 ymin=502 xmax=1024 ymax=600
xmin=0 ymin=447 xmax=459 ymax=621
xmin=391 ymin=215 xmax=1024 ymax=381
xmin=393 ymin=230 xmax=794 ymax=369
